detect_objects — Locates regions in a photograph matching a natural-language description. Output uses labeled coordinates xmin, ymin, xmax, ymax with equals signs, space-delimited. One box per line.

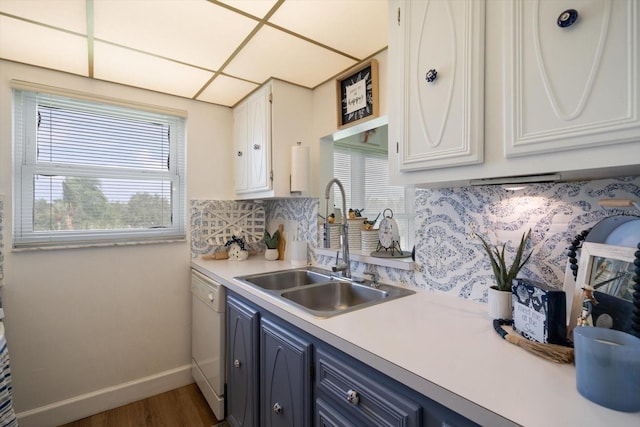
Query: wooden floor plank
xmin=58 ymin=383 xmax=220 ymax=427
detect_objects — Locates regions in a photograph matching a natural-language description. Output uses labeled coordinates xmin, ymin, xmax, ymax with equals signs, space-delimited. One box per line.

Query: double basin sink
xmin=235 ymin=267 xmax=415 ymax=318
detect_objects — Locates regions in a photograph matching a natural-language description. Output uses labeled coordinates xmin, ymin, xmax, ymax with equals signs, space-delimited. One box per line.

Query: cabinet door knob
xmin=425 ymin=69 xmax=438 ymax=83
xmin=253 ymin=144 xmax=261 ymax=150
xmin=273 ymin=402 xmax=283 ymax=415
xmin=237 ymin=151 xmax=243 ymax=157
xmin=346 ymin=389 xmax=360 ymax=405
xmin=233 ymin=359 xmax=241 ymax=368
xmin=557 ymin=9 xmax=578 ymax=28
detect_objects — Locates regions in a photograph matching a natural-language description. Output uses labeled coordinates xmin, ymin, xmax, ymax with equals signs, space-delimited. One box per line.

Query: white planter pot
xmin=265 ymin=248 xmax=279 ymax=261
xmin=488 ymin=286 xmax=513 ymax=320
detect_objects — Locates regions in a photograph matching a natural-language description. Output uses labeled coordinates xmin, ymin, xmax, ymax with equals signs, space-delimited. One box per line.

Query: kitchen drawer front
xmin=315 ymin=398 xmax=357 ymax=427
xmin=315 ymin=347 xmax=422 ymax=427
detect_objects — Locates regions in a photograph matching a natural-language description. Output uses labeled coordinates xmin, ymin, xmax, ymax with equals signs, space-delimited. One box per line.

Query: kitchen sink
xmin=281 ymin=280 xmax=387 ymax=311
xmin=236 ymin=267 xmax=334 ymax=291
xmin=235 ymin=267 xmax=415 ymax=318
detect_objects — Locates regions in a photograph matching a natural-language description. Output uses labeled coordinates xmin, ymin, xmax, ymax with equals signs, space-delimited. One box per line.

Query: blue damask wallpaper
xmin=191 ymin=176 xmax=640 ymax=303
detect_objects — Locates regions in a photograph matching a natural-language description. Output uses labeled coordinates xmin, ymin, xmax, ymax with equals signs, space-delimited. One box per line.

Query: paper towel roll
xmin=291 ymin=144 xmax=309 ymax=193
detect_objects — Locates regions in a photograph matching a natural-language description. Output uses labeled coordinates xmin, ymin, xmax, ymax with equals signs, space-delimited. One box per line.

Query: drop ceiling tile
xmin=224 ymin=25 xmax=357 ymax=88
xmin=93 ymin=0 xmax=257 ymax=71
xmin=0 ymin=16 xmax=88 ymax=75
xmin=0 ymin=0 xmax=87 ymax=34
xmin=270 ymin=0 xmax=388 ymax=59
xmin=93 ymin=42 xmax=214 ymax=99
xmin=196 ymin=75 xmax=259 ymax=107
xmin=216 ymin=0 xmax=278 ymax=19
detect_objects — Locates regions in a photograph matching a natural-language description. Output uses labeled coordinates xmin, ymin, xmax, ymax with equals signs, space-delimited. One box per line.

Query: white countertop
xmin=191 ymin=257 xmax=640 ymax=427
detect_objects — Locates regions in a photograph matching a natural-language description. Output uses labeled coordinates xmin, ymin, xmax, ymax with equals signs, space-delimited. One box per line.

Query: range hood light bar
xmin=468 ymin=174 xmax=562 ymax=187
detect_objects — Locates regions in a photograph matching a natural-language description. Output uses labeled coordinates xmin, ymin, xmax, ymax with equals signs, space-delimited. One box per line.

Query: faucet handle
xmin=363 ymin=270 xmax=379 ymax=287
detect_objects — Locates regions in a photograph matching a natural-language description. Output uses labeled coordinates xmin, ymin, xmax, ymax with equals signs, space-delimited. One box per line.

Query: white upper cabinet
xmin=505 ymin=0 xmax=640 ymax=157
xmin=389 ymin=0 xmax=640 ymax=188
xmin=391 ymin=0 xmax=485 ymax=171
xmin=234 ymin=84 xmax=270 ymax=194
xmin=233 ymin=80 xmax=312 ymax=199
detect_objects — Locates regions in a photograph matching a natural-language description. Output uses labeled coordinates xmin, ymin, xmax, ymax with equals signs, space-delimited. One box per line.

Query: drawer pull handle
xmin=425 ymin=69 xmax=438 ymax=83
xmin=233 ymin=359 xmax=241 ymax=368
xmin=346 ymin=389 xmax=360 ymax=405
xmin=237 ymin=151 xmax=243 ymax=157
xmin=273 ymin=402 xmax=283 ymax=414
xmin=557 ymin=9 xmax=578 ymax=28
xmin=253 ymin=144 xmax=261 ymax=150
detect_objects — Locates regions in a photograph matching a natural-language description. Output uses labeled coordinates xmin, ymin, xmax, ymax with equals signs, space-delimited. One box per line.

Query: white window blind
xmin=333 ymin=148 xmax=413 ymax=250
xmin=13 ymin=87 xmax=186 ymax=248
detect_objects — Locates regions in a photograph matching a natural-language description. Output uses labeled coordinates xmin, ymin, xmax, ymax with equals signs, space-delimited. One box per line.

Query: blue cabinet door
xmin=260 ymin=317 xmax=312 ymax=427
xmin=227 ymin=294 xmax=260 ymax=427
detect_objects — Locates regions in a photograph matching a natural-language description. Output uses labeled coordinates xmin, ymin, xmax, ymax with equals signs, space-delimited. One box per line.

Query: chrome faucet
xmin=324 ymin=178 xmax=351 ymax=279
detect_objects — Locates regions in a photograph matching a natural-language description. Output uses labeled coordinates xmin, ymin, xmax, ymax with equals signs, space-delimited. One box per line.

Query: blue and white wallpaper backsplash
xmin=190 ymin=176 xmax=640 ymax=303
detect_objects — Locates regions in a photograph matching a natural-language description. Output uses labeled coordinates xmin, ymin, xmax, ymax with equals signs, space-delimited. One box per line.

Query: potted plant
xmin=477 ymin=229 xmax=533 ymax=319
xmin=263 ymin=229 xmax=280 ymax=261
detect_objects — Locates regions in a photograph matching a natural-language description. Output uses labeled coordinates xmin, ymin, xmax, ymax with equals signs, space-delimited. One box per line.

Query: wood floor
xmin=58 ymin=383 xmax=222 ymax=427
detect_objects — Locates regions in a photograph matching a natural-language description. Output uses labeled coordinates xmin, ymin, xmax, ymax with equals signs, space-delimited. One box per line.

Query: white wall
xmin=0 ymin=60 xmax=234 ymax=425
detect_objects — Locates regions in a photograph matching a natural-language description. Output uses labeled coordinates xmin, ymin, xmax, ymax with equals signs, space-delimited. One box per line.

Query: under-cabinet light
xmin=469 ymin=173 xmax=561 ymax=187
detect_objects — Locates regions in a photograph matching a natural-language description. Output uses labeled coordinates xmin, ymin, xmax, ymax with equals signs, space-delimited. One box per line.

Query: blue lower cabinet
xmin=227 ymin=294 xmax=260 ymax=427
xmin=226 ymin=292 xmax=478 ymax=427
xmin=315 ymin=347 xmax=422 ymax=426
xmin=260 ymin=317 xmax=312 ymax=427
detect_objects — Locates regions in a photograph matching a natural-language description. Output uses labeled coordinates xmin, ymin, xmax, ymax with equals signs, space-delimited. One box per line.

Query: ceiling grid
xmin=0 ymin=0 xmax=388 ymax=107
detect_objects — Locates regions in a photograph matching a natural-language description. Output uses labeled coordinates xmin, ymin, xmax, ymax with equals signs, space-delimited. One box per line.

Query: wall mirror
xmin=322 ymin=116 xmax=415 ymax=252
xmin=569 ymin=242 xmax=637 ymax=334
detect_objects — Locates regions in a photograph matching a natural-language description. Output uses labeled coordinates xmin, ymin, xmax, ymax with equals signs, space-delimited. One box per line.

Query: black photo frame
xmin=336 ymin=59 xmax=379 ymax=129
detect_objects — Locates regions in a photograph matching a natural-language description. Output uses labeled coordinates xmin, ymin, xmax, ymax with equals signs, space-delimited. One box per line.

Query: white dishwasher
xmin=191 ymin=269 xmax=226 ymax=420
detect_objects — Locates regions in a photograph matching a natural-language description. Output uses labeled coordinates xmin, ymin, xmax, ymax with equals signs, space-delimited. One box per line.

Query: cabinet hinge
xmin=269 ymin=92 xmax=273 ymax=103
xmin=270 ymin=170 xmax=274 ymax=182
xmin=396 ymin=141 xmax=399 ymax=154
xmin=397 ymin=7 xmax=401 ymax=25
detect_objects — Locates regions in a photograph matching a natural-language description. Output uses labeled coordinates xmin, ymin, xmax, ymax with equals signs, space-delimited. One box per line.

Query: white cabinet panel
xmin=394 ymin=0 xmax=485 ymax=171
xmin=234 ymin=84 xmax=271 ymax=194
xmin=505 ymin=0 xmax=640 ymax=156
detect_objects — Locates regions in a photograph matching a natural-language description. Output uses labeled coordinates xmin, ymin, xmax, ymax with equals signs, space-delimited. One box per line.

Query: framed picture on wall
xmin=336 ymin=59 xmax=379 ymax=129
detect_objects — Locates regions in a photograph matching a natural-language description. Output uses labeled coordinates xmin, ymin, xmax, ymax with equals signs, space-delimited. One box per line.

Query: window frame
xmin=12 ymin=82 xmax=187 ymax=249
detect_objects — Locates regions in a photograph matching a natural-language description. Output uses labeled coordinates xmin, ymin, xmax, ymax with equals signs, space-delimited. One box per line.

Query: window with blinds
xmin=12 ymin=87 xmax=186 ymax=248
xmin=333 ymin=148 xmax=414 ymax=250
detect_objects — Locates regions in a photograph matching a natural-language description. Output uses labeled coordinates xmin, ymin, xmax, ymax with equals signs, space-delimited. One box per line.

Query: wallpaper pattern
xmin=191 ymin=176 xmax=640 ymax=303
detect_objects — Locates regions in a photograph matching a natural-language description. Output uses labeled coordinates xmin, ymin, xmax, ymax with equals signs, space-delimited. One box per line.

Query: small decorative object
xmin=512 ymin=278 xmax=567 ymax=345
xmin=577 ymin=285 xmax=598 ymax=327
xmin=277 ymin=224 xmax=286 ymax=260
xmin=425 ymin=68 xmax=438 ymax=83
xmin=493 ymin=319 xmax=574 ymax=364
xmin=377 ymin=208 xmax=401 ymax=252
xmin=371 ymin=209 xmax=411 ymax=258
xmin=557 ymin=9 xmax=578 ymax=28
xmin=568 ymin=242 xmax=638 ymax=335
xmin=263 ymin=229 xmax=280 ymax=261
xmin=336 ymin=59 xmax=379 ymax=129
xmin=574 ymin=327 xmax=640 ymax=412
xmin=225 ymin=235 xmax=249 ymax=261
xmin=477 ymin=229 xmax=533 ymax=319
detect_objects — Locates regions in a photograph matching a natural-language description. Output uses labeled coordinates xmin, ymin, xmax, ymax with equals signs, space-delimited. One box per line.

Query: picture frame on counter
xmin=336 ymin=59 xmax=379 ymax=129
xmin=567 ymin=242 xmax=637 ymax=334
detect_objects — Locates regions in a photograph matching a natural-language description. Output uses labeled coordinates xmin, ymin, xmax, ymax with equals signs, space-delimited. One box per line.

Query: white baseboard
xmin=16 ymin=364 xmax=193 ymax=427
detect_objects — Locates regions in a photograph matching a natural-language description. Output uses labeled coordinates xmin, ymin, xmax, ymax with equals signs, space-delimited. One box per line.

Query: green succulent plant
xmin=263 ymin=229 xmax=280 ymax=249
xmin=477 ymin=229 xmax=533 ymax=292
